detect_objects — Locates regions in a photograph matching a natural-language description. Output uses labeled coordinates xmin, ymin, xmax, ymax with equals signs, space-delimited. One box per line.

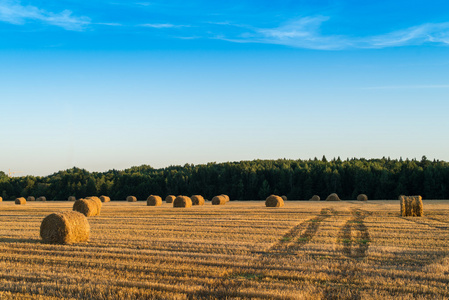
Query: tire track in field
xmin=337 ymin=209 xmax=371 ymax=259
xmin=402 ymin=216 xmax=449 ymax=230
xmin=322 ymin=209 xmax=372 ymax=299
xmin=192 ymin=208 xmax=337 ymax=299
xmin=257 ymin=208 xmax=335 ymax=257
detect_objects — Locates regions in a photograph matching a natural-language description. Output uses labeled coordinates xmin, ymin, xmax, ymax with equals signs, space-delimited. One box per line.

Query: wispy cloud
xmin=219 ymin=17 xmax=449 ymax=50
xmin=140 ymin=23 xmax=188 ymax=29
xmin=0 ymin=0 xmax=90 ymax=31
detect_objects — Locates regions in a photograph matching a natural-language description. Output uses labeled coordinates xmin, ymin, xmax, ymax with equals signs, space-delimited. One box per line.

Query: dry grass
xmin=0 ymin=200 xmax=448 ymax=299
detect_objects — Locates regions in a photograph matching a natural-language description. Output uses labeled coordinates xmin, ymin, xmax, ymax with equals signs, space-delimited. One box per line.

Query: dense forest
xmin=1 ymin=156 xmax=448 ymax=201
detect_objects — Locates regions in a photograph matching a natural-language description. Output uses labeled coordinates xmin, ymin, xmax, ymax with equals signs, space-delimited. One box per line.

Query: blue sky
xmin=1 ymin=0 xmax=449 ymax=176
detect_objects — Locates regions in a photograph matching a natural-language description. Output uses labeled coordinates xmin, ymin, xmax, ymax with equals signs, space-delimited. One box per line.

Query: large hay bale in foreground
xmin=220 ymin=194 xmax=230 ymax=202
xmin=38 ymin=196 xmax=46 ymax=202
xmin=73 ymin=198 xmax=99 ymax=217
xmin=127 ymin=196 xmax=137 ymax=202
xmin=265 ymin=195 xmax=284 ymax=207
xmin=165 ymin=195 xmax=176 ymax=203
xmin=27 ymin=196 xmax=35 ymax=202
xmin=326 ymin=193 xmax=341 ymax=201
xmin=211 ymin=195 xmax=226 ymax=205
xmin=357 ymin=194 xmax=368 ymax=201
xmin=401 ymin=195 xmax=423 ymax=217
xmin=40 ymin=211 xmax=90 ymax=244
xmin=147 ymin=195 xmax=162 ymax=206
xmin=281 ymin=195 xmax=287 ymax=201
xmin=0 ymin=196 xmax=2 ymax=202
xmin=15 ymin=197 xmax=26 ymax=205
xmin=68 ymin=196 xmax=76 ymax=201
xmin=309 ymin=195 xmax=320 ymax=201
xmin=191 ymin=195 xmax=205 ymax=206
xmin=173 ymin=196 xmax=192 ymax=208
xmin=99 ymin=195 xmax=110 ymax=203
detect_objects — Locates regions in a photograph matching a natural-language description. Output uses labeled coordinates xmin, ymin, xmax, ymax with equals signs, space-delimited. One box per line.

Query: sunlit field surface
xmin=1 ymin=200 xmax=448 ymax=299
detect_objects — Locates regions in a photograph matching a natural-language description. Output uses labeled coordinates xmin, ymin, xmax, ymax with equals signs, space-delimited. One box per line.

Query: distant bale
xmin=27 ymin=196 xmax=35 ymax=202
xmin=40 ymin=211 xmax=90 ymax=244
xmin=191 ymin=195 xmax=205 ymax=206
xmin=73 ymin=198 xmax=99 ymax=217
xmin=211 ymin=195 xmax=226 ymax=205
xmin=68 ymin=196 xmax=76 ymax=201
xmin=326 ymin=193 xmax=341 ymax=201
xmin=99 ymin=195 xmax=110 ymax=203
xmin=173 ymin=196 xmax=192 ymax=208
xmin=281 ymin=195 xmax=287 ymax=201
xmin=38 ymin=196 xmax=46 ymax=202
xmin=309 ymin=195 xmax=320 ymax=201
xmin=0 ymin=197 xmax=2 ymax=202
xmin=220 ymin=194 xmax=230 ymax=202
xmin=15 ymin=197 xmax=26 ymax=205
xmin=265 ymin=195 xmax=284 ymax=208
xmin=357 ymin=194 xmax=368 ymax=201
xmin=165 ymin=195 xmax=176 ymax=203
xmin=147 ymin=195 xmax=162 ymax=206
xmin=127 ymin=196 xmax=137 ymax=202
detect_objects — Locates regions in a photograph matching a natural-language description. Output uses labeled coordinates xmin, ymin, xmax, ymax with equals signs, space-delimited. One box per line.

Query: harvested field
xmin=0 ymin=200 xmax=448 ymax=299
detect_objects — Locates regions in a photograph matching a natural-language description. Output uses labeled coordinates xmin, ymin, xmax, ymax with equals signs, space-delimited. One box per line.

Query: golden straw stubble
xmin=40 ymin=211 xmax=90 ymax=244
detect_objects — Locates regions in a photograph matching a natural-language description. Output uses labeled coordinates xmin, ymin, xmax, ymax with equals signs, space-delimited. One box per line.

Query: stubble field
xmin=0 ymin=200 xmax=448 ymax=299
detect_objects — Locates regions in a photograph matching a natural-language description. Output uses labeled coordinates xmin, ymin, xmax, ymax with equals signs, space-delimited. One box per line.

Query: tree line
xmin=1 ymin=156 xmax=448 ymax=201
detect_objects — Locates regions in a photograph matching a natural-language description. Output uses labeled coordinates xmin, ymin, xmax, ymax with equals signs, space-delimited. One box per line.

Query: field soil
xmin=0 ymin=200 xmax=448 ymax=299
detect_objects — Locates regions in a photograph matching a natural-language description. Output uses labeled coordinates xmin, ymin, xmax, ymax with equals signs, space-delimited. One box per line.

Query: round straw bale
xmin=127 ymin=196 xmax=137 ymax=202
xmin=68 ymin=196 xmax=76 ymax=201
xmin=86 ymin=196 xmax=102 ymax=212
xmin=191 ymin=195 xmax=205 ymax=206
xmin=357 ymin=194 xmax=368 ymax=201
xmin=173 ymin=196 xmax=192 ymax=208
xmin=15 ymin=197 xmax=26 ymax=205
xmin=99 ymin=195 xmax=110 ymax=203
xmin=281 ymin=195 xmax=287 ymax=201
xmin=147 ymin=195 xmax=162 ymax=206
xmin=27 ymin=196 xmax=35 ymax=202
xmin=73 ymin=198 xmax=98 ymax=217
xmin=211 ymin=195 xmax=226 ymax=205
xmin=265 ymin=195 xmax=284 ymax=207
xmin=220 ymin=194 xmax=230 ymax=202
xmin=413 ymin=196 xmax=423 ymax=217
xmin=309 ymin=195 xmax=320 ymax=201
xmin=40 ymin=211 xmax=90 ymax=244
xmin=165 ymin=195 xmax=176 ymax=203
xmin=326 ymin=193 xmax=341 ymax=201
xmin=0 ymin=196 xmax=2 ymax=202
xmin=38 ymin=196 xmax=46 ymax=202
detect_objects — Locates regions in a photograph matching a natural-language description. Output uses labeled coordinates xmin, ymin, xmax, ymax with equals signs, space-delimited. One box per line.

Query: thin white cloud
xmin=0 ymin=0 xmax=90 ymax=31
xmin=140 ymin=23 xmax=188 ymax=29
xmin=220 ymin=17 xmax=449 ymax=50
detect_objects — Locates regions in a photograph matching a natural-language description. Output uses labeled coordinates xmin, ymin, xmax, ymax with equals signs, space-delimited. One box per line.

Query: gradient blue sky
xmin=1 ymin=0 xmax=449 ymax=176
